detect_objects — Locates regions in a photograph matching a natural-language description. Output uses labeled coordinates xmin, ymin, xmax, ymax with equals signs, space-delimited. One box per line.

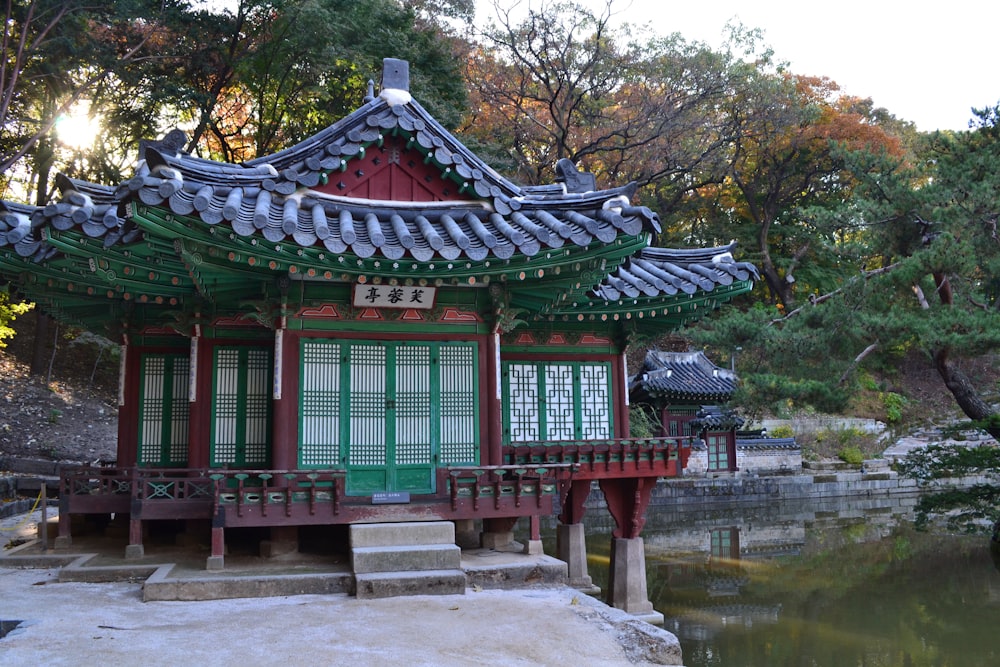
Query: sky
xmin=477 ymin=1 xmax=1000 ymax=132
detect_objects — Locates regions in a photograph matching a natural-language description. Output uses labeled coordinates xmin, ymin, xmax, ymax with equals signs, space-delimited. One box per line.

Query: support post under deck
xmin=207 ymin=525 xmax=225 ymax=570
xmin=607 ymin=537 xmax=663 ymax=625
xmin=557 ymin=522 xmax=599 ymax=593
xmin=125 ymin=517 xmax=144 ymax=559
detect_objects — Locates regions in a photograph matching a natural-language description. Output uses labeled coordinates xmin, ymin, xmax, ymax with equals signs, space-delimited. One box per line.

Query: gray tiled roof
xmin=592 ymin=244 xmax=759 ymax=300
xmin=690 ymin=405 xmax=745 ymax=430
xmin=115 ymin=82 xmax=661 ymax=263
xmin=631 ymin=350 xmax=738 ymax=401
xmin=735 ymin=437 xmax=798 ymax=450
xmin=1 ymin=175 xmax=135 ymax=263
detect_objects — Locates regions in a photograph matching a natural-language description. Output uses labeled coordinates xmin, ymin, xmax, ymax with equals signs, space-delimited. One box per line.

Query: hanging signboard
xmin=352 ymin=284 xmax=437 ymax=309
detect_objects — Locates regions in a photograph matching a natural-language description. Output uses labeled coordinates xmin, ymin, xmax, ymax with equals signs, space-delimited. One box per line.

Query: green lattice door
xmin=210 ymin=347 xmax=272 ymax=467
xmin=299 ymin=339 xmax=478 ymax=495
xmin=137 ymin=353 xmax=190 ymax=466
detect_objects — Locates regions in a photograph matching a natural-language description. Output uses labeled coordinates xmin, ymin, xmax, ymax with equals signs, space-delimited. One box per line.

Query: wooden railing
xmin=59 ymin=439 xmax=690 ymax=522
xmin=135 ymin=468 xmax=215 ymax=501
xmin=61 ymin=465 xmax=134 ymax=497
xmin=207 ymin=469 xmax=347 ymax=518
xmin=502 ymin=436 xmax=692 ymax=474
xmin=59 ymin=466 xmax=347 ymax=516
xmin=443 ymin=464 xmax=574 ymax=512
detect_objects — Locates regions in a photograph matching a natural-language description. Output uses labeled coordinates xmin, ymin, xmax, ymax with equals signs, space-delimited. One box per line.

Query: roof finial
xmin=381 ymin=58 xmax=409 ymax=91
xmin=555 ymin=157 xmax=596 ymax=194
xmin=364 ymin=79 xmax=375 ymax=103
xmin=379 ymin=58 xmax=412 ymax=107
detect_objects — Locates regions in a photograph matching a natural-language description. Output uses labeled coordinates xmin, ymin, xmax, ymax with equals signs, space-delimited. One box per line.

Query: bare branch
xmin=838 ymin=342 xmax=880 ymax=385
xmin=771 ymin=262 xmax=901 ymax=324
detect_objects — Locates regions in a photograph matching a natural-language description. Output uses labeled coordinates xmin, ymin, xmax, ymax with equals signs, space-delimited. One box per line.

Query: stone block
xmin=354 ymin=569 xmax=466 ymax=599
xmin=521 ymin=539 xmax=543 ymax=555
xmin=350 ymin=521 xmax=455 ymax=548
xmin=607 ymin=537 xmax=662 ymax=624
xmin=557 ymin=523 xmax=595 ymax=589
xmin=481 ymin=530 xmax=514 ymax=550
xmin=351 ymin=543 xmax=460 ymax=574
xmin=453 ymin=519 xmax=480 ymax=549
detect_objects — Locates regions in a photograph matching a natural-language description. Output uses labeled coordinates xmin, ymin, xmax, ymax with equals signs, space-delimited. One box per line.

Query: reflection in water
xmin=565 ymin=495 xmax=1000 ymax=667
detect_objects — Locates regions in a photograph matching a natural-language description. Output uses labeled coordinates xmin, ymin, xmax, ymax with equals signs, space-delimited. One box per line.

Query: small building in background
xmin=630 ymin=351 xmax=733 ymax=475
xmin=629 ymin=350 xmax=801 ymax=476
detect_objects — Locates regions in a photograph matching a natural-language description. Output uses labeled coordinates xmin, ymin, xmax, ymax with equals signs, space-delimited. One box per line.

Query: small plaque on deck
xmin=372 ymin=491 xmax=411 ymax=505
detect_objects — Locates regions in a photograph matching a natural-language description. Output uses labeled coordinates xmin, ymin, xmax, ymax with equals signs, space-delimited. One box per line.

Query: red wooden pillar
xmin=270 ymin=329 xmax=299 ymax=471
xmin=558 ymin=479 xmax=591 ymax=526
xmin=55 ymin=498 xmax=72 ymax=548
xmin=115 ymin=342 xmax=140 ymax=467
xmin=599 ymin=476 xmax=662 ymax=621
xmin=614 ymin=350 xmax=630 ymax=438
xmin=186 ymin=335 xmax=212 ymax=468
xmin=208 ymin=522 xmax=225 ymax=571
xmin=484 ymin=332 xmax=503 ymax=467
xmin=598 ymin=476 xmax=655 ymax=539
xmin=126 ymin=515 xmax=144 ymax=559
xmin=528 ymin=515 xmax=541 ymax=541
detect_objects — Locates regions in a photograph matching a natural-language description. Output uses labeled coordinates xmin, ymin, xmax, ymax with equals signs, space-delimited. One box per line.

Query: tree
xmin=667 ymin=64 xmax=906 ymax=309
xmin=182 ymin=0 xmax=468 ymax=162
xmin=0 ymin=1 xmax=187 ymax=193
xmin=854 ymin=107 xmax=1000 ymax=436
xmin=896 ymin=443 xmax=1000 ymax=539
xmin=462 ymin=0 xmax=736 ymax=187
xmin=694 ymin=107 xmax=1000 ymax=437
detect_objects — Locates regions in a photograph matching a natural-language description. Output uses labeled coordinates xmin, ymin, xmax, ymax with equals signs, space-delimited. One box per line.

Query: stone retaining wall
xmin=585 ymin=468 xmax=991 ymax=509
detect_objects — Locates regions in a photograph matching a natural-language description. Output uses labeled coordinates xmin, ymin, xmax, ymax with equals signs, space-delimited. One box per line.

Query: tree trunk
xmin=758 ymin=250 xmax=795 ymax=309
xmin=30 ymin=311 xmax=51 ymax=376
xmin=29 ymin=132 xmax=55 ymax=377
xmin=756 ymin=211 xmax=795 ymax=309
xmin=933 ymin=347 xmax=1000 ymax=438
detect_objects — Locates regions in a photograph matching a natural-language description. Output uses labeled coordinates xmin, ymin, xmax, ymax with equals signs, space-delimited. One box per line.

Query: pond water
xmin=569 ymin=495 xmax=1000 ymax=667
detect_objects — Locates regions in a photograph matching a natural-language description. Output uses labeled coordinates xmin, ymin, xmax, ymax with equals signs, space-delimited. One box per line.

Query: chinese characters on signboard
xmin=352 ymin=284 xmax=436 ymax=309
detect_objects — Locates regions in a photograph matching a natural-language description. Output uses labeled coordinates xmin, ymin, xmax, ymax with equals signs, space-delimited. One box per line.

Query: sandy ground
xmin=0 ymin=509 xmax=683 ymax=666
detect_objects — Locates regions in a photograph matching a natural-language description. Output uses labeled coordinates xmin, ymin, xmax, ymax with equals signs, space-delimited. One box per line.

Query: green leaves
xmin=0 ymin=285 xmax=33 ymax=349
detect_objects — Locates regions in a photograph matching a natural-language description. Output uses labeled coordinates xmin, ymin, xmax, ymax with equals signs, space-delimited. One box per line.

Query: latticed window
xmin=300 ymin=341 xmax=343 ymax=467
xmin=298 ymin=339 xmax=479 ymax=474
xmin=502 ymin=361 xmax=613 ymax=443
xmin=211 ymin=347 xmax=272 ymax=467
xmin=706 ymin=434 xmax=729 ymax=471
xmin=138 ymin=353 xmax=190 ymax=466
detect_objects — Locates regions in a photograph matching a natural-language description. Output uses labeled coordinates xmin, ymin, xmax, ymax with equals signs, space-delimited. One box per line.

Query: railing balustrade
xmin=502 ymin=436 xmax=692 ymax=472
xmin=444 ymin=463 xmax=575 ymax=512
xmin=206 ymin=469 xmax=346 ymax=518
xmin=58 ymin=438 xmax=692 ymax=522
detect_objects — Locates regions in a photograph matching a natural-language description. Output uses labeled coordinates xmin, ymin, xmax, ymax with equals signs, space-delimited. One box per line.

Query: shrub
xmin=838 ymin=445 xmax=865 ymax=466
xmin=769 ymin=424 xmax=793 ymax=439
xmin=881 ymin=392 xmax=906 ymax=423
xmin=629 ymin=406 xmax=660 ymax=438
xmin=0 ymin=288 xmax=32 ymax=349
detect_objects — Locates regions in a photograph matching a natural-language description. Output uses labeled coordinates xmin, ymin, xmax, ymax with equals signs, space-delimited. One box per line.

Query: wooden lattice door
xmin=137 ymin=353 xmax=190 ymax=466
xmin=299 ymin=339 xmax=478 ymax=495
xmin=210 ymin=346 xmax=272 ymax=468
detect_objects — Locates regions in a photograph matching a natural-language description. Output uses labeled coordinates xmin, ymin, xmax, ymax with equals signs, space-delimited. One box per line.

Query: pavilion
xmin=0 ymin=59 xmax=757 ymax=615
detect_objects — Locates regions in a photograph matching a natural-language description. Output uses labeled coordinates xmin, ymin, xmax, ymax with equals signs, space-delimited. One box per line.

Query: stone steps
xmin=349 ymin=521 xmax=465 ymax=599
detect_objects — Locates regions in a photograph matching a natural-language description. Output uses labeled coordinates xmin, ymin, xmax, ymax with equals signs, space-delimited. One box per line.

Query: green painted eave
xmin=131 ymin=205 xmax=647 ymax=290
